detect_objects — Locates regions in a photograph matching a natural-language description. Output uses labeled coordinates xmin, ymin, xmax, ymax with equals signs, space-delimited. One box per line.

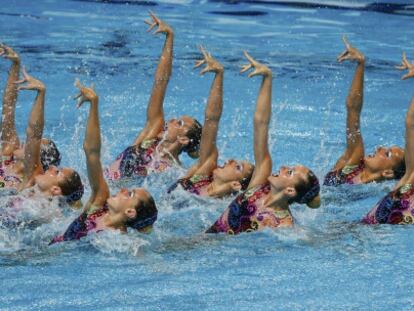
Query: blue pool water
xmin=1 ymin=1 xmax=414 ymax=310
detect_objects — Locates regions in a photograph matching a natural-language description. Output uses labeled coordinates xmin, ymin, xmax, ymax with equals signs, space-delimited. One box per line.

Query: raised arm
xmin=334 ymin=37 xmax=366 ymax=170
xmin=0 ymin=44 xmax=21 ymax=156
xmin=191 ymin=46 xmax=224 ymax=175
xmin=133 ymin=12 xmax=173 ymax=145
xmin=74 ymin=80 xmax=109 ymax=208
xmin=240 ymin=52 xmax=273 ymax=189
xmin=15 ymin=68 xmax=46 ymax=187
xmin=396 ymin=53 xmax=414 ymax=184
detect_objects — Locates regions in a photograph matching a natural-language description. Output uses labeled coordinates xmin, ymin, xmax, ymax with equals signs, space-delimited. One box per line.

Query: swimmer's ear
xmin=51 ymin=185 xmax=62 ymax=196
xmin=230 ymin=181 xmax=242 ymax=192
xmin=284 ymin=186 xmax=297 ymax=199
xmin=381 ymin=169 xmax=395 ymax=180
xmin=125 ymin=208 xmax=137 ymax=220
xmin=177 ymin=135 xmax=189 ymax=146
xmin=306 ymin=195 xmax=321 ymax=209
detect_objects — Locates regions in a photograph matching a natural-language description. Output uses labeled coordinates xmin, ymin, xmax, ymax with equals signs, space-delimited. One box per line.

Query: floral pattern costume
xmin=323 ymin=160 xmax=364 ymax=186
xmin=167 ymin=174 xmax=213 ymax=196
xmin=105 ymin=138 xmax=171 ymax=180
xmin=50 ymin=205 xmax=108 ymax=243
xmin=0 ymin=155 xmax=22 ymax=189
xmin=363 ymin=184 xmax=414 ymax=225
xmin=207 ymin=183 xmax=293 ymax=234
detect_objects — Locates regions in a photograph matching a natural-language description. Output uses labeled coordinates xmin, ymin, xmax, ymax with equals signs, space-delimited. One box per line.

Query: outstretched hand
xmin=240 ymin=51 xmax=271 ymax=77
xmin=74 ymin=79 xmax=98 ymax=108
xmin=144 ymin=11 xmax=173 ymax=35
xmin=0 ymin=43 xmax=19 ymax=62
xmin=194 ymin=46 xmax=223 ymax=75
xmin=15 ymin=67 xmax=45 ymax=91
xmin=337 ymin=36 xmax=365 ymax=63
xmin=396 ymin=52 xmax=414 ymax=80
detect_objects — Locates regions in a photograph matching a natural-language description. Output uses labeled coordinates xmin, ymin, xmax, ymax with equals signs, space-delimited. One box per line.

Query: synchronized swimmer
xmin=1 ymin=12 xmax=414 ymax=243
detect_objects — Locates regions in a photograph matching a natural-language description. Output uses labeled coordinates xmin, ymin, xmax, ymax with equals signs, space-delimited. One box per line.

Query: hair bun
xmin=306 ymin=194 xmax=321 ymax=209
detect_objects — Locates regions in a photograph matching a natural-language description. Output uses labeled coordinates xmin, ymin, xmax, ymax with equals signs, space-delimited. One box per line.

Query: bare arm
xmin=240 ymin=52 xmax=273 ymax=189
xmin=396 ymin=53 xmax=414 ymax=184
xmin=334 ymin=37 xmax=366 ymax=170
xmin=192 ymin=47 xmax=224 ymax=176
xmin=0 ymin=44 xmax=21 ymax=155
xmin=14 ymin=68 xmax=46 ymax=187
xmin=134 ymin=12 xmax=173 ymax=145
xmin=75 ymin=80 xmax=109 ymax=208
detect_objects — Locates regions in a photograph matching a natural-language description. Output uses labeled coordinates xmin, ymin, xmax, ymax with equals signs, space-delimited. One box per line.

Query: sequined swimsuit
xmin=105 ymin=138 xmax=171 ymax=180
xmin=363 ymin=184 xmax=414 ymax=225
xmin=323 ymin=160 xmax=364 ymax=186
xmin=168 ymin=174 xmax=213 ymax=196
xmin=50 ymin=205 xmax=108 ymax=243
xmin=0 ymin=155 xmax=22 ymax=189
xmin=207 ymin=183 xmax=293 ymax=234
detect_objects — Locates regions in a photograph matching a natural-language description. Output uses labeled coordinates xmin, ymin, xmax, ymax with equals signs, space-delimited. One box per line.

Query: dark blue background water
xmin=1 ymin=1 xmax=414 ymax=310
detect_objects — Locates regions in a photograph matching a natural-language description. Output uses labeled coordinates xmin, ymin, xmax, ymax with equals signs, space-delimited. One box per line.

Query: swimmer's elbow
xmin=83 ymin=141 xmax=99 ymax=155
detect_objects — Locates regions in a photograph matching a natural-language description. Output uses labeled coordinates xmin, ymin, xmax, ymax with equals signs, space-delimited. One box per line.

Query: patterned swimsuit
xmin=323 ymin=160 xmax=364 ymax=186
xmin=105 ymin=138 xmax=171 ymax=180
xmin=207 ymin=183 xmax=293 ymax=234
xmin=363 ymin=184 xmax=414 ymax=225
xmin=50 ymin=205 xmax=108 ymax=243
xmin=0 ymin=156 xmax=22 ymax=189
xmin=168 ymin=174 xmax=213 ymax=196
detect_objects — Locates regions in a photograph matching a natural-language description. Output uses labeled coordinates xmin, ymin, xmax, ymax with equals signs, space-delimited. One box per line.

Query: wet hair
xmin=58 ymin=170 xmax=84 ymax=204
xmin=240 ymin=164 xmax=255 ymax=191
xmin=288 ymin=169 xmax=320 ymax=206
xmin=393 ymin=158 xmax=406 ymax=180
xmin=181 ymin=119 xmax=202 ymax=159
xmin=126 ymin=193 xmax=158 ymax=231
xmin=40 ymin=139 xmax=61 ymax=171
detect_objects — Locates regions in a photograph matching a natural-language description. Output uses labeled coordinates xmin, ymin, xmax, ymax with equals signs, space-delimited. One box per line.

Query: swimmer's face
xmin=35 ymin=166 xmax=75 ymax=194
xmin=107 ymin=187 xmax=149 ymax=219
xmin=164 ymin=115 xmax=195 ymax=143
xmin=268 ymin=165 xmax=310 ymax=193
xmin=213 ymin=159 xmax=253 ymax=185
xmin=364 ymin=146 xmax=404 ymax=178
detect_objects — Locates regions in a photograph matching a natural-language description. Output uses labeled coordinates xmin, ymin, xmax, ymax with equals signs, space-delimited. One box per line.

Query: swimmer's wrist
xmin=90 ymin=96 xmax=99 ymax=104
xmin=11 ymin=57 xmax=20 ymax=65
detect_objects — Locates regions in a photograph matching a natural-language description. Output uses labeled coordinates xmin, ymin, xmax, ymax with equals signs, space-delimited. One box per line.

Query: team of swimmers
xmin=1 ymin=12 xmax=414 ymax=244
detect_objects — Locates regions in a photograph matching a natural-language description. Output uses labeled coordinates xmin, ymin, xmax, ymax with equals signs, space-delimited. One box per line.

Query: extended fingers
xmin=248 ymin=69 xmax=259 ymax=78
xmin=240 ymin=63 xmax=252 ymax=74
xmin=21 ymin=66 xmax=30 ymax=80
xmin=337 ymin=50 xmax=349 ymax=62
xmin=146 ymin=22 xmax=156 ymax=32
xmin=149 ymin=10 xmax=159 ymax=23
xmin=199 ymin=45 xmax=209 ymax=59
xmin=74 ymin=78 xmax=82 ymax=90
xmin=194 ymin=59 xmax=205 ymax=68
xmin=401 ymin=72 xmax=414 ymax=80
xmin=243 ymin=51 xmax=256 ymax=65
xmin=200 ymin=66 xmax=209 ymax=75
xmin=402 ymin=52 xmax=411 ymax=68
xmin=14 ymin=78 xmax=27 ymax=84
xmin=342 ymin=35 xmax=351 ymax=49
xmin=17 ymin=85 xmax=30 ymax=91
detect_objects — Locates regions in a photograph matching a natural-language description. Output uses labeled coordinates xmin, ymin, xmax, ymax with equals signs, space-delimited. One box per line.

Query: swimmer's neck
xmin=207 ymin=179 xmax=234 ymax=198
xmin=100 ymin=212 xmax=127 ymax=232
xmin=263 ymin=192 xmax=290 ymax=210
xmin=359 ymin=167 xmax=386 ymax=184
xmin=157 ymin=135 xmax=182 ymax=162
